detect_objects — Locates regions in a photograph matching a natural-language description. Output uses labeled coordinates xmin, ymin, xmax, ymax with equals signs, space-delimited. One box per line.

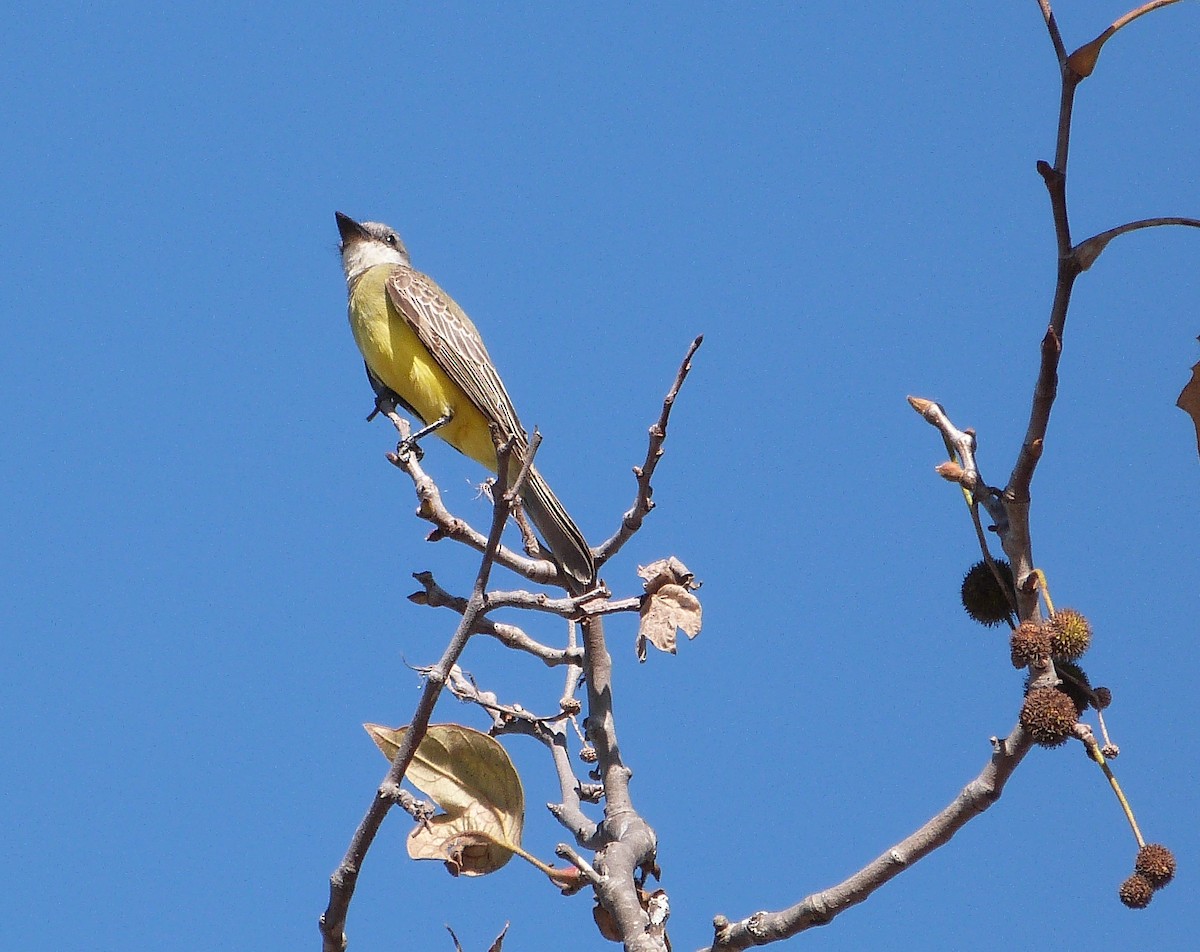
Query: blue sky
xmin=2 ymin=3 xmax=1196 ymax=950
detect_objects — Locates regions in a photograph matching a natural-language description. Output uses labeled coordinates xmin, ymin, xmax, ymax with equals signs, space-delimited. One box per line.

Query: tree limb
xmin=704 ymin=726 xmax=1033 ymax=950
xmin=319 ymin=435 xmax=530 ymax=951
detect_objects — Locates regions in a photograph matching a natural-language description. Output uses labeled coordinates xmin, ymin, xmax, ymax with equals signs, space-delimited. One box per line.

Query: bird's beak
xmin=335 ymin=211 xmax=368 ymax=244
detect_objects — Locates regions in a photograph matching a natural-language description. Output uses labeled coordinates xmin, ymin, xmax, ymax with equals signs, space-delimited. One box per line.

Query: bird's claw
xmin=396 ymin=437 xmax=425 ymax=462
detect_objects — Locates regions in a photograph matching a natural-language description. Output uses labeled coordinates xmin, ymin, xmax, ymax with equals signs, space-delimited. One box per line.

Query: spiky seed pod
xmin=1010 ymin=621 xmax=1051 ymax=668
xmin=1020 ymin=686 xmax=1078 ymax=747
xmin=578 ymin=744 xmax=598 ymax=764
xmin=960 ymin=559 xmax=1015 ymax=627
xmin=1093 ymin=686 xmax=1112 ymax=710
xmin=1048 ymin=608 xmax=1092 ymax=661
xmin=1119 ymin=873 xmax=1154 ymax=909
xmin=1135 ymin=844 xmax=1176 ymax=889
xmin=1054 ymin=660 xmax=1093 ymax=715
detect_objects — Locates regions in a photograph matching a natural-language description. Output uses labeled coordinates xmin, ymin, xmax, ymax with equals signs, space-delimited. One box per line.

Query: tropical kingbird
xmin=335 ymin=212 xmax=595 ymax=587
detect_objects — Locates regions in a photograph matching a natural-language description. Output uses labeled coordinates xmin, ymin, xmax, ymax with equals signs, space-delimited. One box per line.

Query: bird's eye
xmin=385 ymin=234 xmax=397 ymax=246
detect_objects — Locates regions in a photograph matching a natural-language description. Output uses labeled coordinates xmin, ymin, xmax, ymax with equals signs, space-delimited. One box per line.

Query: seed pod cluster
xmin=1119 ymin=844 xmax=1176 ymax=909
xmin=1008 ymin=608 xmax=1094 ymax=666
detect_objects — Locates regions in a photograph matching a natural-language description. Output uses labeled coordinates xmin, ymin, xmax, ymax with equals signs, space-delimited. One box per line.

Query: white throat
xmin=342 ymin=242 xmax=407 ymax=284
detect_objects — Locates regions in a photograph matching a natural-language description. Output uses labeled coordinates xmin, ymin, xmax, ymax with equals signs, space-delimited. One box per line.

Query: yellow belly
xmin=348 ymin=265 xmax=498 ymax=470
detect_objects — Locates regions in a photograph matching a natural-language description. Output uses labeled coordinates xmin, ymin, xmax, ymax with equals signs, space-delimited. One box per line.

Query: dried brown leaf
xmin=1177 ymin=356 xmax=1200 ymax=459
xmin=637 ymin=556 xmax=698 ymax=593
xmin=636 ymin=558 xmax=703 ymax=660
xmin=364 ymin=723 xmax=524 ymax=876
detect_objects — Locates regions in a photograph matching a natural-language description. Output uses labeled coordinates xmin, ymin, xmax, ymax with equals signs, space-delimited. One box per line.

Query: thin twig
xmin=378 ymin=783 xmax=434 ymax=823
xmin=1000 ymin=0 xmax=1082 ymax=597
xmin=439 ymin=663 xmax=575 ymax=728
xmin=1077 ymin=726 xmax=1144 ymax=847
xmin=1007 ymin=324 xmax=1061 ymax=506
xmin=1075 ymin=217 xmax=1200 ymax=272
xmin=1114 ymin=0 xmax=1184 ymax=32
xmin=1035 ymin=0 xmax=1067 ymax=64
xmin=484 ymin=587 xmax=606 ymax=616
xmin=907 ymin=398 xmax=1007 ymax=535
xmin=595 ymin=335 xmax=703 ymax=566
xmin=408 ymin=570 xmax=585 ymax=666
xmin=555 ymin=844 xmax=603 ymax=886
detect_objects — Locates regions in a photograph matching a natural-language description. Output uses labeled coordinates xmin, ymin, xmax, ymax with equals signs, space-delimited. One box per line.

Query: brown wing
xmin=385 ymin=266 xmax=595 ymax=586
xmin=384 ymin=267 xmax=527 ymax=443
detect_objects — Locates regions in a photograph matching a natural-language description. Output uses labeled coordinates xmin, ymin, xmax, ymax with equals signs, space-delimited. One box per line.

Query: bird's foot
xmin=395 ymin=436 xmax=425 ymax=461
xmin=393 ymin=411 xmax=453 ymax=461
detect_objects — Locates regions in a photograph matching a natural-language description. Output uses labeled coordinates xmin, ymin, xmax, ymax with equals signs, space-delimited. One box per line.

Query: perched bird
xmin=335 ymin=212 xmax=595 ymax=587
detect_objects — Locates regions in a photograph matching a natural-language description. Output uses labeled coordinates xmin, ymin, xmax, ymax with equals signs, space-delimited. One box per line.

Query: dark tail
xmin=519 ymin=466 xmax=595 ymax=588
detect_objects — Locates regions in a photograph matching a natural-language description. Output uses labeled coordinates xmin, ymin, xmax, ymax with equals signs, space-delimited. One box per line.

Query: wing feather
xmin=382 ymin=265 xmax=595 ymax=585
xmin=384 ymin=268 xmax=527 ymax=443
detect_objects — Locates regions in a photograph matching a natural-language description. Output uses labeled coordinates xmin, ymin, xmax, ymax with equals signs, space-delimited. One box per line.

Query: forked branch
xmin=708 ymin=1 xmax=1193 ymax=946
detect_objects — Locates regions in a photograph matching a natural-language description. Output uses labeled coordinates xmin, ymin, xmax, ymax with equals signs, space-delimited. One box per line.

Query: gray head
xmin=335 ymin=211 xmax=410 ymax=282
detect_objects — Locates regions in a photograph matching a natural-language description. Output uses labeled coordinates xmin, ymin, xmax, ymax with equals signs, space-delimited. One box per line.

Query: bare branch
xmin=1008 ymin=325 xmax=1061 ymax=504
xmin=1075 ymin=217 xmax=1200 ymax=272
xmin=555 ymin=844 xmax=603 ymax=886
xmin=915 ymin=7 xmax=1087 ymax=619
xmin=1067 ymin=0 xmax=1186 ymax=78
xmin=319 ymin=437 xmax=523 ymax=952
xmin=884 ymin=7 xmax=1194 ymax=939
xmin=910 ymin=398 xmax=1026 ymax=620
xmin=1001 ymin=3 xmax=1082 ymax=611
xmin=439 ymin=662 xmax=572 ymax=728
xmin=581 ymin=595 xmax=644 ymax=617
xmin=575 ymin=610 xmax=666 ymax=950
xmin=377 ymin=782 xmax=434 ymax=824
xmin=484 ymin=587 xmax=604 ymax=617
xmin=1034 ymin=0 xmax=1067 ymax=66
xmin=552 ymin=618 xmax=591 ymax=839
xmin=907 ymin=397 xmax=1007 ymax=536
xmin=409 ymin=570 xmax=584 ymax=666
xmin=704 ymin=726 xmax=1033 ymax=951
xmin=506 ymin=712 xmax=602 ymax=845
xmin=595 ymin=335 xmax=703 ymax=566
